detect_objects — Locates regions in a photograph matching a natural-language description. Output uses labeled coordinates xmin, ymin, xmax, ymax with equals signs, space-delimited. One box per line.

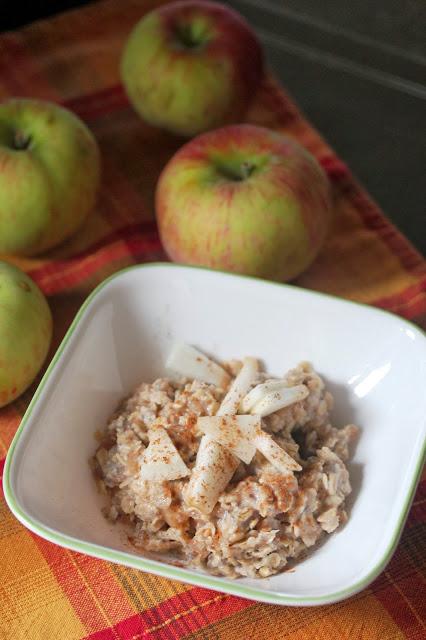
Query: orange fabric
xmin=0 ymin=1 xmax=425 ymax=638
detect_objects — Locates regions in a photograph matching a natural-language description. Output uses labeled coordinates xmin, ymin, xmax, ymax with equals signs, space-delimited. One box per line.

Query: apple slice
xmin=243 ymin=383 xmax=309 ymax=417
xmin=166 ymin=343 xmax=231 ymax=388
xmin=184 ymin=438 xmax=237 ymax=514
xmin=184 ymin=357 xmax=259 ymax=513
xmin=197 ymin=415 xmax=261 ymax=464
xmin=254 ymin=432 xmax=301 ymax=472
xmin=240 ymin=379 xmax=289 ymax=413
xmin=217 ymin=357 xmax=259 ymax=416
xmin=138 ymin=426 xmax=190 ymax=482
xmin=184 ymin=358 xmax=258 ymax=512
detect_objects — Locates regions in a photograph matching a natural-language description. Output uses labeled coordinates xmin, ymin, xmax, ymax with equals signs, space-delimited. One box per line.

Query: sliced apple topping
xmin=242 ymin=382 xmax=309 ymax=417
xmin=254 ymin=432 xmax=301 ymax=472
xmin=184 ymin=357 xmax=258 ymax=512
xmin=184 ymin=437 xmax=237 ymax=514
xmin=169 ymin=348 xmax=303 ymax=512
xmin=217 ymin=356 xmax=259 ymax=416
xmin=166 ymin=343 xmax=231 ymax=388
xmin=138 ymin=425 xmax=189 ymax=482
xmin=197 ymin=415 xmax=261 ymax=464
xmin=240 ymin=379 xmax=289 ymax=413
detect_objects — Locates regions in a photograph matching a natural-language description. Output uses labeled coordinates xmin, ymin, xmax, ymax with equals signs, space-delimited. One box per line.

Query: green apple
xmin=0 ymin=261 xmax=52 ymax=407
xmin=156 ymin=124 xmax=332 ymax=281
xmin=0 ymin=98 xmax=100 ymax=256
xmin=121 ymin=0 xmax=263 ymax=137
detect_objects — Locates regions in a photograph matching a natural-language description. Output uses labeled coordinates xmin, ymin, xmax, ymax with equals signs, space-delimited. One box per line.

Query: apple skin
xmin=121 ymin=0 xmax=263 ymax=137
xmin=156 ymin=124 xmax=332 ymax=281
xmin=0 ymin=98 xmax=100 ymax=256
xmin=0 ymin=261 xmax=52 ymax=408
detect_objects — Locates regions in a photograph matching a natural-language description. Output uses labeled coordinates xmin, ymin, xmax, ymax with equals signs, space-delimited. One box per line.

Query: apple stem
xmin=215 ymin=159 xmax=256 ymax=182
xmin=13 ymin=130 xmax=31 ymax=151
xmin=175 ymin=20 xmax=209 ymax=49
xmin=240 ymin=162 xmax=255 ymax=180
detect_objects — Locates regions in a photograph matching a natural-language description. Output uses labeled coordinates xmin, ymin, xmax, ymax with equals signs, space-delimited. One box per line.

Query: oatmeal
xmin=91 ymin=345 xmax=359 ymax=579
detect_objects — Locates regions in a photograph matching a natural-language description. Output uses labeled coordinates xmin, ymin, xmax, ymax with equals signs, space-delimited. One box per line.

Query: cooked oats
xmin=92 ymin=356 xmax=359 ymax=579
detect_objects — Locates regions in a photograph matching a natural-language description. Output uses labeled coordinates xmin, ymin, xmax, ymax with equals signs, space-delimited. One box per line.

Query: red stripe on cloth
xmin=407 ymin=481 xmax=426 ymax=527
xmin=373 ymin=570 xmax=426 ymax=637
xmin=31 ymin=537 xmax=110 ymax=632
xmin=355 ymin=208 xmax=424 ymax=277
xmin=140 ymin=588 xmax=250 ymax=639
xmin=63 ymin=85 xmax=129 ymax=121
xmin=28 ymin=230 xmax=164 ymax=295
xmin=319 ymin=155 xmax=350 ymax=183
xmin=30 ymin=221 xmax=158 ymax=277
xmin=32 ymin=538 xmax=135 ymax=634
xmin=320 ymin=155 xmax=426 ymax=278
xmin=388 ymin=295 xmax=426 ymax=321
xmin=372 ymin=279 xmax=426 ymax=318
xmin=0 ymin=458 xmax=5 ymax=496
xmin=84 ymin=629 xmax=117 ymax=640
xmin=374 ymin=279 xmax=426 ymax=305
xmin=85 ymin=587 xmax=251 ymax=640
xmin=377 ymin=293 xmax=426 ymax=321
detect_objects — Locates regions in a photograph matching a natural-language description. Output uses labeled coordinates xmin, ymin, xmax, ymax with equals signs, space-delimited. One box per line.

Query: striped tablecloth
xmin=0 ymin=1 xmax=425 ymax=638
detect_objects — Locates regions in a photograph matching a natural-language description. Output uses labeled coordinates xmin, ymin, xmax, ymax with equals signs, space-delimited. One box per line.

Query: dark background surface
xmin=2 ymin=0 xmax=425 ymax=255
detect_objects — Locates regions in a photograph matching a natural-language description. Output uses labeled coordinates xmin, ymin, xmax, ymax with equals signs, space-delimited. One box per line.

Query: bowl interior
xmin=8 ymin=265 xmax=426 ymax=601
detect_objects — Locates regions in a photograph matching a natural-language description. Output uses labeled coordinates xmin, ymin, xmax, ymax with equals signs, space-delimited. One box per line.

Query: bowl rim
xmin=4 ymin=262 xmax=426 ymax=607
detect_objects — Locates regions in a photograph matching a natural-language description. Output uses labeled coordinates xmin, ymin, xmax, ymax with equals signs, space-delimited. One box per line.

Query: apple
xmin=0 ymin=98 xmax=100 ymax=256
xmin=156 ymin=124 xmax=332 ymax=281
xmin=121 ymin=0 xmax=263 ymax=137
xmin=0 ymin=261 xmax=52 ymax=408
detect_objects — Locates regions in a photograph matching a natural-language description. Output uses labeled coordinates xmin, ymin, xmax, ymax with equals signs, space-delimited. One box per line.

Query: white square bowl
xmin=4 ymin=264 xmax=426 ymax=606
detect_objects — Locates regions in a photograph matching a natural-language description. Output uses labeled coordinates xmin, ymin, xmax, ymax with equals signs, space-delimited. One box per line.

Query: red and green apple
xmin=0 ymin=261 xmax=52 ymax=407
xmin=156 ymin=124 xmax=332 ymax=281
xmin=121 ymin=0 xmax=263 ymax=137
xmin=0 ymin=98 xmax=100 ymax=256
